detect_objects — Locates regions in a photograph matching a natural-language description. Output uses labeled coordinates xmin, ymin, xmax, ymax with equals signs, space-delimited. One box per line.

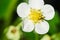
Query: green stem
xmin=16 ymin=22 xmax=23 ymax=29
xmin=34 ymin=32 xmax=39 ymax=40
xmin=4 ymin=0 xmax=18 ymax=26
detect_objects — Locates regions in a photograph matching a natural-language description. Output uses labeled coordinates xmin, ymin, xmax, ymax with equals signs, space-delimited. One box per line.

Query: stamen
xmin=28 ymin=8 xmax=45 ymax=24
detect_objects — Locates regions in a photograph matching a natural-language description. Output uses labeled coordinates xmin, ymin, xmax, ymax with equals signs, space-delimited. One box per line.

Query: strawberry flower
xmin=17 ymin=0 xmax=55 ymax=34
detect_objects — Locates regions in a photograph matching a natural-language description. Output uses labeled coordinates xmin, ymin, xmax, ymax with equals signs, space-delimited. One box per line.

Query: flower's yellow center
xmin=28 ymin=8 xmax=45 ymax=24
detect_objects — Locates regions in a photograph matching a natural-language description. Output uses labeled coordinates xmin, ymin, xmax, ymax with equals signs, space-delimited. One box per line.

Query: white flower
xmin=17 ymin=0 xmax=55 ymax=34
xmin=6 ymin=26 xmax=21 ymax=40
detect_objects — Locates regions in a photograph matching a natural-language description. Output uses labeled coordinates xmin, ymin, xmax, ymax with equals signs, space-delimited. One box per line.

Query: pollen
xmin=28 ymin=8 xmax=45 ymax=24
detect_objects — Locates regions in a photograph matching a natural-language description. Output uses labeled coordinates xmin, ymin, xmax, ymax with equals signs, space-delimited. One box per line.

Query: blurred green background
xmin=0 ymin=0 xmax=60 ymax=40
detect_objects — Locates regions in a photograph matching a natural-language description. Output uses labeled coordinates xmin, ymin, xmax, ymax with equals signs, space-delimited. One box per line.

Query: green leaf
xmin=52 ymin=33 xmax=60 ymax=40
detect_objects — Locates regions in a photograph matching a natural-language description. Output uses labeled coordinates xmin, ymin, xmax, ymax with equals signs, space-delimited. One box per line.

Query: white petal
xmin=35 ymin=20 xmax=49 ymax=34
xmin=17 ymin=3 xmax=30 ymax=18
xmin=22 ymin=19 xmax=34 ymax=32
xmin=42 ymin=4 xmax=55 ymax=20
xmin=29 ymin=0 xmax=44 ymax=9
